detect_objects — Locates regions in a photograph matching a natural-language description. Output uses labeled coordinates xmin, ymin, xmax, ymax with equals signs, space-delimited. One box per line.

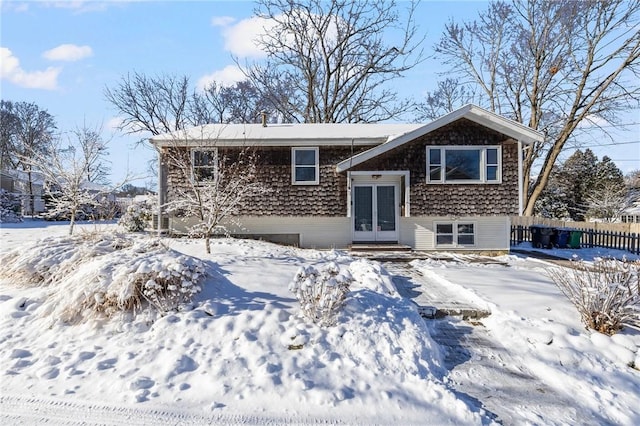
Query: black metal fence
xmin=510 ymin=225 xmax=640 ymax=255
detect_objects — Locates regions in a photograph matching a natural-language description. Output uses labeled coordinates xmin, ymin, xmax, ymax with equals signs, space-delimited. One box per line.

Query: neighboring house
xmin=150 ymin=104 xmax=543 ymax=252
xmin=0 ymin=170 xmax=45 ymax=215
xmin=621 ymin=203 xmax=640 ymax=224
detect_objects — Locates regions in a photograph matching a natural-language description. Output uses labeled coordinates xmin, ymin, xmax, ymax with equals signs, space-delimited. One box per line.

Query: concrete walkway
xmin=383 ymin=261 xmax=490 ymax=319
xmin=381 ymin=258 xmax=598 ymax=425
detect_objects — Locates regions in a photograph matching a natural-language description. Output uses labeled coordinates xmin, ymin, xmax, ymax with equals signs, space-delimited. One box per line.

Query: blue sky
xmin=1 ymin=0 xmax=638 ymax=186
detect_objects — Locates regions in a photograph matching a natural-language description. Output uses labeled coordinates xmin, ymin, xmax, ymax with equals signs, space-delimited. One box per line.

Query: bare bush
xmin=0 ymin=232 xmax=206 ymax=323
xmin=289 ymin=262 xmax=352 ymax=327
xmin=548 ymin=258 xmax=640 ymax=335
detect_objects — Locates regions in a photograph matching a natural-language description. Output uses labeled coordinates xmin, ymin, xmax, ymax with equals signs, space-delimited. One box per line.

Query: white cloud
xmin=578 ymin=114 xmax=612 ymax=129
xmin=106 ymin=116 xmax=124 ymax=132
xmin=211 ymin=15 xmax=235 ymax=27
xmin=0 ymin=1 xmax=29 ymax=13
xmin=1 ymin=47 xmax=61 ymax=90
xmin=43 ymin=44 xmax=93 ymax=62
xmin=44 ymin=1 xmax=111 ymax=13
xmin=220 ymin=16 xmax=276 ymax=59
xmin=197 ymin=65 xmax=246 ymax=91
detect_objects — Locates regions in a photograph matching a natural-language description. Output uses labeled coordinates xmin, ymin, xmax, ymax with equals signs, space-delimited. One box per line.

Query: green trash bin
xmin=569 ymin=230 xmax=582 ymax=249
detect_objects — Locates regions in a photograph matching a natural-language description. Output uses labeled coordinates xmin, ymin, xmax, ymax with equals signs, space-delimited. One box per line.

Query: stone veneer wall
xmin=349 ymin=119 xmax=521 ymax=216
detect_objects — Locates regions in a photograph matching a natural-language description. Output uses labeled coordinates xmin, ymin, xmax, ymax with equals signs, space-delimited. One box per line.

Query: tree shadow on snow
xmin=194 ymin=260 xmax=296 ymax=317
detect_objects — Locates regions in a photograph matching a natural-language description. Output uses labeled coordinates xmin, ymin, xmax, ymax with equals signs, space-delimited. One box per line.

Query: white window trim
xmin=191 ymin=148 xmax=218 ymax=184
xmin=291 ymin=147 xmax=320 ymax=185
xmin=427 ymin=145 xmax=502 ymax=184
xmin=434 ymin=221 xmax=477 ymax=247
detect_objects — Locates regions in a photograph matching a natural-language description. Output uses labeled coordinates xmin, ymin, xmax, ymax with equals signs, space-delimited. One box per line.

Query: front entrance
xmin=352 ymin=184 xmax=399 ymax=242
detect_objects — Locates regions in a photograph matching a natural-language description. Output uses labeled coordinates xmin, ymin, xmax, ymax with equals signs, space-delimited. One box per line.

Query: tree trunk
xmin=27 ymin=168 xmax=34 ymax=217
xmin=69 ymin=208 xmax=76 ymax=236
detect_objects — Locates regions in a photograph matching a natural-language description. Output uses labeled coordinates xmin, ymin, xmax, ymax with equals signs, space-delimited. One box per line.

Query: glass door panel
xmin=376 ymin=185 xmax=396 ymax=232
xmin=352 ymin=183 xmax=398 ymax=242
xmin=354 ymin=186 xmax=373 ymax=234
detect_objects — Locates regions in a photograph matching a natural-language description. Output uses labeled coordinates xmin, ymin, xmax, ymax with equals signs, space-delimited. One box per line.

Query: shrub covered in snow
xmin=289 ymin=262 xmax=352 ymax=327
xmin=0 ymin=231 xmax=207 ymax=323
xmin=0 ymin=189 xmax=22 ymax=223
xmin=118 ymin=197 xmax=154 ymax=232
xmin=549 ymin=258 xmax=640 ymax=335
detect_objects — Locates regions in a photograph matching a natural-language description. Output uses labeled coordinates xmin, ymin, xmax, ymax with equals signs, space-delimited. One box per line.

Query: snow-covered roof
xmin=149 ymin=122 xmax=423 ymax=148
xmin=336 ymin=104 xmax=544 ymax=172
xmin=623 ymin=204 xmax=640 ymax=215
xmin=1 ymin=169 xmax=45 ymax=185
xmin=149 ymin=105 xmax=544 ymax=172
xmin=80 ymin=181 xmax=112 ymax=192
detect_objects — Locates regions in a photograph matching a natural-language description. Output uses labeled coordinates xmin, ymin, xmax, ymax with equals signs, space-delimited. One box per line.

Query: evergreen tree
xmin=558 ymin=149 xmax=598 ymax=221
xmin=536 ymin=149 xmax=626 ymax=221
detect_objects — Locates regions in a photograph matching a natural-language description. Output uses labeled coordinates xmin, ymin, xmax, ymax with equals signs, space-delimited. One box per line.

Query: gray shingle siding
xmin=163 ymin=119 xmax=520 ymax=218
xmin=348 ymin=119 xmax=520 ymax=216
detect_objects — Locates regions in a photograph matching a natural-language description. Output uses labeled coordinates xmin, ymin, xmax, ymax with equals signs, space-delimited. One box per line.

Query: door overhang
xmin=346 ymin=171 xmax=410 ymax=218
xmin=347 ymin=171 xmax=410 ymax=243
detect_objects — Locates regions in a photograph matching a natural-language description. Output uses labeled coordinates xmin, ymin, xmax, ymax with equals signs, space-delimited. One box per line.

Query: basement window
xmin=435 ymin=222 xmax=476 ymax=247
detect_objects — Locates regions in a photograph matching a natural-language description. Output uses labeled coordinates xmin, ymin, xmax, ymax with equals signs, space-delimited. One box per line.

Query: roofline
xmin=150 ymin=137 xmax=388 ymax=148
xmin=149 ymin=122 xmax=422 ymax=148
xmin=336 ymin=104 xmax=544 ymax=173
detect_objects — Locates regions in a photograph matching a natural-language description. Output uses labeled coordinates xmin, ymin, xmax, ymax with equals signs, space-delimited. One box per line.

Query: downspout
xmin=157 ymin=147 xmax=164 ymax=236
xmin=346 ymin=171 xmax=351 ymax=218
xmin=517 ymin=140 xmax=524 ymax=216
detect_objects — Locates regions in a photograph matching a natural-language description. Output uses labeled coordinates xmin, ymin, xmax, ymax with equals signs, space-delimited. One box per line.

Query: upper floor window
xmin=292 ymin=147 xmax=319 ymax=185
xmin=192 ymin=148 xmax=218 ymax=182
xmin=427 ymin=146 xmax=501 ymax=184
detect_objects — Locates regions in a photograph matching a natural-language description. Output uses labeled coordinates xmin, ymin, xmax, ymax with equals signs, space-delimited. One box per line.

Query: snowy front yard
xmin=0 ymin=221 xmax=639 ymax=425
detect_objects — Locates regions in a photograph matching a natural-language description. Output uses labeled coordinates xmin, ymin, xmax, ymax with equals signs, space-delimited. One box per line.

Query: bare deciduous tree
xmin=432 ymin=0 xmax=640 ymax=215
xmin=0 ymin=101 xmax=56 ymax=215
xmin=104 ymin=73 xmax=193 ymax=137
xmin=0 ymin=100 xmax=20 ymax=170
xmin=585 ymin=182 xmax=629 ymax=222
xmin=244 ymin=0 xmax=425 ymax=123
xmin=27 ymin=124 xmax=125 ymax=235
xmin=105 ymin=73 xmax=284 ymax=133
xmin=415 ymin=78 xmax=478 ymax=121
xmin=192 ymin=80 xmax=280 ymax=125
xmin=162 ymin=140 xmax=270 ymax=254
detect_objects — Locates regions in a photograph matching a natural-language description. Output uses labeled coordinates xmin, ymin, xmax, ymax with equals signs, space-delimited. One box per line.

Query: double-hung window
xmin=192 ymin=148 xmax=218 ymax=183
xmin=292 ymin=147 xmax=319 ymax=185
xmin=427 ymin=146 xmax=501 ymax=183
xmin=435 ymin=222 xmax=475 ymax=247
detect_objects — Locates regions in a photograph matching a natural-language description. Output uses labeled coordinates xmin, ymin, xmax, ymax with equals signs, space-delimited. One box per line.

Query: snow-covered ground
xmin=0 ymin=220 xmax=639 ymax=425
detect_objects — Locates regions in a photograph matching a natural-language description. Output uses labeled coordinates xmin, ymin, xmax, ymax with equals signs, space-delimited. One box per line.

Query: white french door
xmin=352 ymin=184 xmax=399 ymax=242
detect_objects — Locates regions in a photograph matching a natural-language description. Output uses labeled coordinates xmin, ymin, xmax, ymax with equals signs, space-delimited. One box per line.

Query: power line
xmin=563 ymin=140 xmax=639 ymax=149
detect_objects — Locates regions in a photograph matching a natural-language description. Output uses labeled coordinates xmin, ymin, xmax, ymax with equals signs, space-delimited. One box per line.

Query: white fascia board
xmin=150 ymin=137 xmax=387 ymax=148
xmin=336 ymin=104 xmax=544 ymax=173
xmin=464 ymin=105 xmax=543 ymax=145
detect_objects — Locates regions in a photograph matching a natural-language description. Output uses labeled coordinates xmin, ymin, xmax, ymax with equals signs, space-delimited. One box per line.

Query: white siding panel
xmin=400 ymin=216 xmax=510 ymax=251
xmin=400 ymin=218 xmax=435 ymax=251
xmin=171 ymin=215 xmax=508 ymax=250
xmin=170 ymin=216 xmax=350 ymax=249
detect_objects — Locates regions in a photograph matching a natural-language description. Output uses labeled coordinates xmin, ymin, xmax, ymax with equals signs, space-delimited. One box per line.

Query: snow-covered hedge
xmin=0 ymin=189 xmax=22 ymax=223
xmin=118 ymin=197 xmax=154 ymax=232
xmin=0 ymin=231 xmax=207 ymax=323
xmin=549 ymin=258 xmax=640 ymax=335
xmin=289 ymin=262 xmax=352 ymax=327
